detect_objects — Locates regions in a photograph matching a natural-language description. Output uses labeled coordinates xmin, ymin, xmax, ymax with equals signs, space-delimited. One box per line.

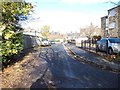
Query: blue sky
xmin=25 ymin=0 xmax=119 ymax=34
xmin=33 ymin=0 xmax=114 ymax=13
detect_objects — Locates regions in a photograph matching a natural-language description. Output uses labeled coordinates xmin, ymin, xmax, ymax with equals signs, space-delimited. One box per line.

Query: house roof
xmin=108 ymin=5 xmax=120 ymax=11
xmin=101 ymin=15 xmax=108 ymax=19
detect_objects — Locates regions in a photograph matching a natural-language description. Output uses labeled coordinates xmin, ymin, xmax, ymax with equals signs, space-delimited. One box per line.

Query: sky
xmin=23 ymin=0 xmax=119 ymax=34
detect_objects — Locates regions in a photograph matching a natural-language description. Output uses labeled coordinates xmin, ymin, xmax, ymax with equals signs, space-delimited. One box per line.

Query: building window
xmin=109 ymin=22 xmax=116 ymax=30
xmin=109 ymin=9 xmax=116 ymax=17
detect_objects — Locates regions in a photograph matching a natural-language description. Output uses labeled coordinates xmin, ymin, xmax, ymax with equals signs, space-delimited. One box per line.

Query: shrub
xmin=1 ymin=1 xmax=33 ymax=66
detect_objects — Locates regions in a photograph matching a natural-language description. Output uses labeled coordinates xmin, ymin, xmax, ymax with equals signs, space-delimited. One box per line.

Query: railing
xmin=78 ymin=39 xmax=97 ymax=51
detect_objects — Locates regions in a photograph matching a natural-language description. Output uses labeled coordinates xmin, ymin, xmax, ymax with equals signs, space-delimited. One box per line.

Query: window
xmin=109 ymin=22 xmax=116 ymax=29
xmin=109 ymin=9 xmax=116 ymax=17
xmin=101 ymin=39 xmax=107 ymax=43
xmin=108 ymin=38 xmax=120 ymax=43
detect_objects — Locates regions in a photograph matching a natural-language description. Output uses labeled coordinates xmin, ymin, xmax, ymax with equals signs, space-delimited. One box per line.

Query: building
xmin=101 ymin=16 xmax=108 ymax=37
xmin=101 ymin=5 xmax=120 ymax=38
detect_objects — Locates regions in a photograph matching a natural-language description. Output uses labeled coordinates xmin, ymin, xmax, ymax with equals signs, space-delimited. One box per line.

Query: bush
xmin=0 ymin=2 xmax=33 ymax=66
xmin=115 ymin=53 xmax=120 ymax=61
xmin=1 ymin=26 xmax=23 ymax=63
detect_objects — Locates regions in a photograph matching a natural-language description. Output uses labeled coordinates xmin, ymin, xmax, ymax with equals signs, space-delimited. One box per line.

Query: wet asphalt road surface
xmin=30 ymin=43 xmax=119 ymax=88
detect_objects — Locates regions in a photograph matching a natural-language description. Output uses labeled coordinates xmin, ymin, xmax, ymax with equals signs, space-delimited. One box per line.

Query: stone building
xmin=101 ymin=16 xmax=108 ymax=37
xmin=101 ymin=5 xmax=120 ymax=38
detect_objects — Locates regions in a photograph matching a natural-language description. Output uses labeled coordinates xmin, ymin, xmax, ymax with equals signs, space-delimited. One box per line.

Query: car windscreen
xmin=108 ymin=38 xmax=120 ymax=43
xmin=42 ymin=39 xmax=48 ymax=41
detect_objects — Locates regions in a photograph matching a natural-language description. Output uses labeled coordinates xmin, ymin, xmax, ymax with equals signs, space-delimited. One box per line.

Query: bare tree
xmin=106 ymin=1 xmax=120 ymax=6
xmin=80 ymin=23 xmax=102 ymax=39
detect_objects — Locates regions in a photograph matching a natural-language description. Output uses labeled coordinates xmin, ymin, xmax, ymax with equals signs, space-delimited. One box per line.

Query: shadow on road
xmin=30 ymin=78 xmax=48 ymax=89
xmin=30 ymin=45 xmax=69 ymax=89
xmin=30 ymin=44 xmax=119 ymax=88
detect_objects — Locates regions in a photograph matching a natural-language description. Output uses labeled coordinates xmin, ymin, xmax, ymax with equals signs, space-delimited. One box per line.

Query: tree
xmin=80 ymin=23 xmax=102 ymax=39
xmin=86 ymin=23 xmax=95 ymax=39
xmin=41 ymin=25 xmax=50 ymax=38
xmin=0 ymin=1 xmax=33 ymax=64
xmin=107 ymin=1 xmax=120 ymax=6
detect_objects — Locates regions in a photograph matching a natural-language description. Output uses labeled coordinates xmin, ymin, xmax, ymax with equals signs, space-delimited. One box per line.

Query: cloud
xmin=61 ymin=0 xmax=118 ymax=4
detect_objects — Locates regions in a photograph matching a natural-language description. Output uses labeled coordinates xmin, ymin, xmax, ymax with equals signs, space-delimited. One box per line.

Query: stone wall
xmin=101 ymin=16 xmax=107 ymax=37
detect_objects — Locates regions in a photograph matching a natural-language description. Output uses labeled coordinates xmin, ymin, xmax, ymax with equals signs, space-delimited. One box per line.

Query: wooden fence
xmin=23 ymin=34 xmax=41 ymax=50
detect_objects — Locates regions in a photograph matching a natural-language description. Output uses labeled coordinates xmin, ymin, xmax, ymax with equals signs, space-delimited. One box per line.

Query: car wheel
xmin=108 ymin=48 xmax=113 ymax=55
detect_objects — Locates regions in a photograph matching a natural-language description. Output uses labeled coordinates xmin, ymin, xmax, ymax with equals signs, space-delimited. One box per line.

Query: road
xmin=30 ymin=43 xmax=119 ymax=88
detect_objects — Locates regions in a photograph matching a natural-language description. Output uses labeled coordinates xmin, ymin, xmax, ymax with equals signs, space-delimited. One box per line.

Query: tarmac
xmin=65 ymin=43 xmax=120 ymax=73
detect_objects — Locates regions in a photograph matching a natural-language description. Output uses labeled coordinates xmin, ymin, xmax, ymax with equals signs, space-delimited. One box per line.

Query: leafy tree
xmin=0 ymin=1 xmax=33 ymax=64
xmin=41 ymin=25 xmax=50 ymax=38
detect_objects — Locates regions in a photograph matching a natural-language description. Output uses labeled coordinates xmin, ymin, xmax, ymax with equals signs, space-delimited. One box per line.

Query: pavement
xmin=65 ymin=43 xmax=120 ymax=73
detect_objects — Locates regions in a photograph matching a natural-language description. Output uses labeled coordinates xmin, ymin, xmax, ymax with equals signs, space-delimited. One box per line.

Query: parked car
xmin=96 ymin=38 xmax=120 ymax=54
xmin=50 ymin=40 xmax=55 ymax=44
xmin=41 ymin=39 xmax=51 ymax=46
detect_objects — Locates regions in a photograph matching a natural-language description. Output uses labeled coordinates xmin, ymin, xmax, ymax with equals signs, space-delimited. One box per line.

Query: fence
xmin=23 ymin=34 xmax=41 ymax=50
xmin=77 ymin=39 xmax=97 ymax=51
xmin=1 ymin=33 xmax=42 ymax=69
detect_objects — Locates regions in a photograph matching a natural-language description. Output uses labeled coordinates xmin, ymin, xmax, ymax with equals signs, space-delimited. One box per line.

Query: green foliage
xmin=1 ymin=1 xmax=33 ymax=64
xmin=55 ymin=39 xmax=60 ymax=42
xmin=115 ymin=53 xmax=120 ymax=61
xmin=1 ymin=24 xmax=23 ymax=63
xmin=41 ymin=25 xmax=50 ymax=38
xmin=2 ymin=1 xmax=33 ymax=24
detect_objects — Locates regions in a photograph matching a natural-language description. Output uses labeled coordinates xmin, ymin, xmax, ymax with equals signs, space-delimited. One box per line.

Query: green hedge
xmin=1 ymin=26 xmax=23 ymax=63
xmin=0 ymin=1 xmax=33 ymax=66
